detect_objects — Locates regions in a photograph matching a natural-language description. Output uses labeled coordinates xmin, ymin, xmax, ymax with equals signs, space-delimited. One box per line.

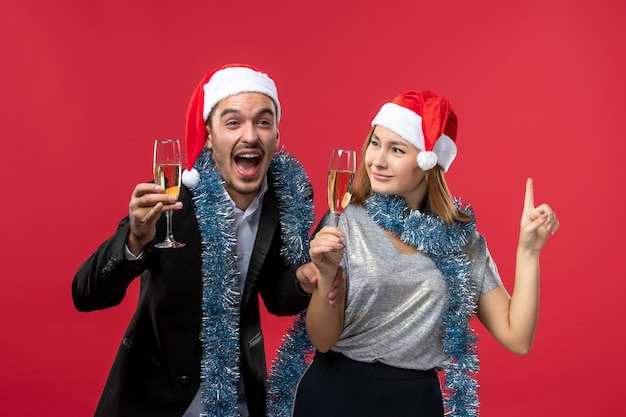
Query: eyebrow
xmin=218 ymin=107 xmax=276 ymax=119
xmin=372 ymin=133 xmax=408 ymax=147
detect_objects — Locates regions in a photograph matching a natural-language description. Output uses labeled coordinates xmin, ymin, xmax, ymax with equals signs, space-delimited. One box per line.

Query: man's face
xmin=206 ymin=92 xmax=279 ymax=209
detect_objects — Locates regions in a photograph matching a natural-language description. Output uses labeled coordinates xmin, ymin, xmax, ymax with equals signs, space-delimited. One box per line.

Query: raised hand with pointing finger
xmin=519 ymin=177 xmax=559 ymax=253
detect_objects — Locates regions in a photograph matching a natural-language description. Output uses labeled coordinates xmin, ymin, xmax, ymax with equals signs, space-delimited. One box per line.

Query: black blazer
xmin=73 ymin=181 xmax=311 ymax=417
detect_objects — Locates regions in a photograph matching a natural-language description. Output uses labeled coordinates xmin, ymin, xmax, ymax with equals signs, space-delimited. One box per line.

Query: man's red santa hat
xmin=371 ymin=90 xmax=458 ymax=172
xmin=182 ymin=64 xmax=281 ymax=187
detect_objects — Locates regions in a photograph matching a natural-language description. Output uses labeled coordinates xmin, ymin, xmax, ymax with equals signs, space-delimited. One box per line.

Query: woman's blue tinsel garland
xmin=366 ymin=192 xmax=480 ymax=417
xmin=189 ymin=148 xmax=314 ymax=417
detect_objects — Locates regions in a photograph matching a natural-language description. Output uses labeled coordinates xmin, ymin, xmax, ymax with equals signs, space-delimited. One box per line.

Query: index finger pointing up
xmin=524 ymin=177 xmax=535 ymax=209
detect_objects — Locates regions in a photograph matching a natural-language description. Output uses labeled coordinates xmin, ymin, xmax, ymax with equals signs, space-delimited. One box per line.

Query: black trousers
xmin=292 ymin=351 xmax=444 ymax=417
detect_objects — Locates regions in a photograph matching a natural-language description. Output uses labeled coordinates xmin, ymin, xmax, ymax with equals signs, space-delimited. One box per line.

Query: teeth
xmin=238 ymin=153 xmax=259 ymax=159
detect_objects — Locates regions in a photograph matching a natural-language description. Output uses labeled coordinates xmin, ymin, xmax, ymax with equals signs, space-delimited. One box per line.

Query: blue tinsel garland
xmin=189 ymin=147 xmax=314 ymax=417
xmin=265 ymin=151 xmax=317 ymax=417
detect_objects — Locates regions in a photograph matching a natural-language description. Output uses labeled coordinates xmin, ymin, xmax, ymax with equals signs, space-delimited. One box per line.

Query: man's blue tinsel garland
xmin=189 ymin=147 xmax=314 ymax=417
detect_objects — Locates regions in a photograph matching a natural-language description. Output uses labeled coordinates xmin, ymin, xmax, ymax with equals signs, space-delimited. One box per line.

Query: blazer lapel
xmin=241 ymin=183 xmax=279 ymax=310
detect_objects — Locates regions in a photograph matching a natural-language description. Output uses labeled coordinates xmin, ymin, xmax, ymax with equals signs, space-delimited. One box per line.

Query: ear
xmin=275 ymin=129 xmax=280 ymax=148
xmin=205 ymin=124 xmax=213 ymax=149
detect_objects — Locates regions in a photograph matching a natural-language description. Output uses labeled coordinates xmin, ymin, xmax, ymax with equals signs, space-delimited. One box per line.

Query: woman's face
xmin=365 ymin=126 xmax=428 ymax=210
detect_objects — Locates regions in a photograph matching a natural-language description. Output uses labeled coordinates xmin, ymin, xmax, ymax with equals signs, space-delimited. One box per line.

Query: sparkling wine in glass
xmin=154 ymin=139 xmax=185 ymax=248
xmin=328 ymin=149 xmax=356 ymax=226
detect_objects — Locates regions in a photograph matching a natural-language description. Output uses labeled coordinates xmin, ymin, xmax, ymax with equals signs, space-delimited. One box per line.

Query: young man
xmin=73 ymin=64 xmax=338 ymax=417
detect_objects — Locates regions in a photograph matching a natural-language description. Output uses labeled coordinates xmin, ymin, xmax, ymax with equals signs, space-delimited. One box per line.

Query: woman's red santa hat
xmin=371 ymin=90 xmax=458 ymax=172
xmin=182 ymin=64 xmax=281 ymax=188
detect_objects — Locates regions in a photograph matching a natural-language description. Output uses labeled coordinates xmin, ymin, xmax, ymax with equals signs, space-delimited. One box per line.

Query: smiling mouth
xmin=235 ymin=152 xmax=262 ymax=176
xmin=371 ymin=172 xmax=390 ymax=180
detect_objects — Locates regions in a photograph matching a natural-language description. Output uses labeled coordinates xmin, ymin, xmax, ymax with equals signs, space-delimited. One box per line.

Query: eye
xmin=225 ymin=119 xmax=239 ymax=127
xmin=369 ymin=139 xmax=380 ymax=148
xmin=257 ymin=119 xmax=272 ymax=126
xmin=393 ymin=147 xmax=405 ymax=154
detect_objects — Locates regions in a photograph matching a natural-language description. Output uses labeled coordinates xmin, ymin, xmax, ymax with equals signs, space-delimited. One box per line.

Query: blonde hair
xmin=351 ymin=128 xmax=472 ymax=226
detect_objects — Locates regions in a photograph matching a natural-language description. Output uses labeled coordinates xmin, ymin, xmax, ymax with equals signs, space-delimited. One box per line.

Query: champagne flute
xmin=154 ymin=139 xmax=185 ymax=248
xmin=328 ymin=149 xmax=356 ymax=226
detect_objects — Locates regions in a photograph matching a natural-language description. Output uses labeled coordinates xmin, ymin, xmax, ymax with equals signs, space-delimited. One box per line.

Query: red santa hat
xmin=371 ymin=90 xmax=458 ymax=172
xmin=182 ymin=64 xmax=281 ymax=187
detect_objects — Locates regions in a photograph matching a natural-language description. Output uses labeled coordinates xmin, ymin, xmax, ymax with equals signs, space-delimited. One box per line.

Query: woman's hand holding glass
xmin=310 ymin=148 xmax=355 ymax=293
xmin=309 ymin=226 xmax=345 ymax=284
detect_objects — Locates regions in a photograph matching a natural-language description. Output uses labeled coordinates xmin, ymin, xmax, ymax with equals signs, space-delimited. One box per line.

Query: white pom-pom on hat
xmin=182 ymin=167 xmax=200 ymax=188
xmin=371 ymin=90 xmax=458 ymax=172
xmin=417 ymin=151 xmax=438 ymax=171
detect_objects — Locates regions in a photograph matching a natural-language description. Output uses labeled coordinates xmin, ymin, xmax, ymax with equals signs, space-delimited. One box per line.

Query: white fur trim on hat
xmin=371 ymin=102 xmax=457 ymax=172
xmin=202 ymin=67 xmax=280 ymax=122
xmin=372 ymin=103 xmax=425 ymax=150
xmin=432 ymin=134 xmax=457 ymax=172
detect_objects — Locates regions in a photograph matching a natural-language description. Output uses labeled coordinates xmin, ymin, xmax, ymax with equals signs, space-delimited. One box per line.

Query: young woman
xmin=292 ymin=90 xmax=559 ymax=417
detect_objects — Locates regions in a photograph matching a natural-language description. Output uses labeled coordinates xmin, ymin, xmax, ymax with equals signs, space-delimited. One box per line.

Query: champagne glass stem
xmin=334 ymin=213 xmax=340 ymax=227
xmin=164 ymin=211 xmax=174 ymax=243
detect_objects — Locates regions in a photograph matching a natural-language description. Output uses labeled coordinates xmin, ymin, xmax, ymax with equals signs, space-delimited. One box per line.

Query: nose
xmin=241 ymin=122 xmax=259 ymax=145
xmin=372 ymin=148 xmax=387 ymax=168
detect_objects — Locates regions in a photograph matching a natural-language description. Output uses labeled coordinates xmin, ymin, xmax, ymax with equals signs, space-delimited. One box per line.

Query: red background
xmin=1 ymin=1 xmax=625 ymax=416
